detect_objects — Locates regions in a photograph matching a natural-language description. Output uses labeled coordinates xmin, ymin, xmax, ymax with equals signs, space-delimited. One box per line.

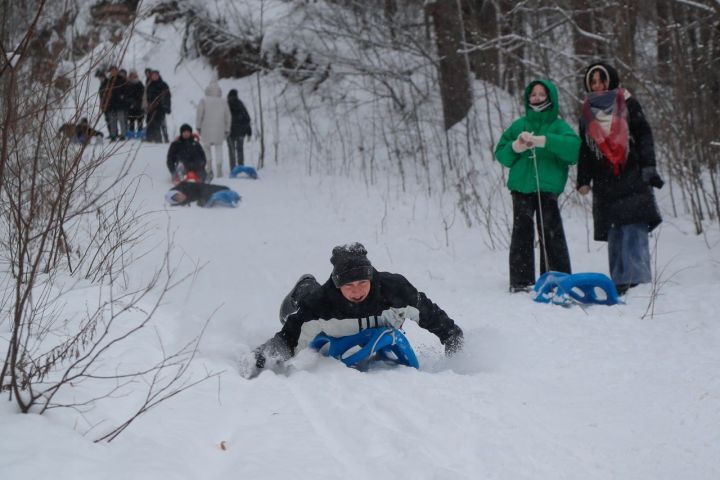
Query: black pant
xmin=509 ymin=191 xmax=571 ymax=288
xmin=227 ymin=136 xmax=245 ymax=169
xmin=146 ymin=110 xmax=165 ymax=143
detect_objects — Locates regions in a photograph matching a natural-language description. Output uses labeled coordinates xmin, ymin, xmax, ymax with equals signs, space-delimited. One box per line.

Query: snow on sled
xmin=229 ymin=165 xmax=259 ymax=179
xmin=532 ymin=271 xmax=621 ymax=306
xmin=309 ymin=327 xmax=419 ymax=370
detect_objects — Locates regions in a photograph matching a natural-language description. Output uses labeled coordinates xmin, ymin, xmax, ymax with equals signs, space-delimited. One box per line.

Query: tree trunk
xmin=461 ymin=0 xmax=499 ymax=86
xmin=656 ymin=0 xmax=672 ymax=79
xmin=614 ymin=1 xmax=637 ymax=66
xmin=572 ymin=0 xmax=600 ymax=76
xmin=426 ymin=0 xmax=473 ymax=130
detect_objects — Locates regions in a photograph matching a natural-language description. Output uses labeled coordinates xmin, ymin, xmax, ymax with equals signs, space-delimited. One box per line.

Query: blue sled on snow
xmin=309 ymin=327 xmax=419 ymax=370
xmin=533 ymin=271 xmax=621 ymax=306
xmin=229 ymin=165 xmax=259 ymax=179
xmin=204 ymin=190 xmax=241 ymax=208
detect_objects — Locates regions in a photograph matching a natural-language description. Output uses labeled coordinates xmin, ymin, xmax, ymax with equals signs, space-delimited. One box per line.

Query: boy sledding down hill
xmin=164 ymin=178 xmax=240 ymax=207
xmin=253 ymin=243 xmax=464 ymax=370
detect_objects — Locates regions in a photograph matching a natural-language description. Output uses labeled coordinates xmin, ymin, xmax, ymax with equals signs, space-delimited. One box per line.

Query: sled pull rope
xmin=531 ymin=142 xmax=550 ymax=274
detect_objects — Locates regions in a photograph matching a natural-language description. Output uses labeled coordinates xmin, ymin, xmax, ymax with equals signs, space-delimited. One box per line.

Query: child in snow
xmin=576 ymin=62 xmax=663 ymax=295
xmin=165 ymin=180 xmax=240 ymax=207
xmin=494 ymin=79 xmax=580 ymax=293
xmin=253 ymin=243 xmax=464 ymax=369
xmin=167 ymin=124 xmax=208 ymax=183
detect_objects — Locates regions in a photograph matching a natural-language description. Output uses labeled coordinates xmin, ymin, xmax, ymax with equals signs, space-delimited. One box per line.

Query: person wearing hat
xmin=494 ymin=79 xmax=580 ymax=293
xmin=167 ymin=124 xmax=208 ymax=183
xmin=253 ymin=242 xmax=464 ymax=370
xmin=145 ymin=70 xmax=171 ymax=143
xmin=576 ymin=62 xmax=664 ymax=295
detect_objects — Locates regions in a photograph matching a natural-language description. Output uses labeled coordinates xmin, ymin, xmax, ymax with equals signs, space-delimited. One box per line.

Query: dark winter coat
xmin=495 ymin=79 xmax=580 ymax=194
xmin=168 ymin=181 xmax=229 ymax=206
xmin=576 ymin=95 xmax=662 ymax=241
xmin=146 ymin=78 xmax=171 ymax=114
xmin=166 ymin=137 xmax=207 ymax=174
xmin=276 ymin=270 xmax=463 ymax=352
xmin=98 ymin=77 xmax=109 ymax=113
xmin=101 ymin=74 xmax=127 ymax=112
xmin=125 ymin=79 xmax=145 ymax=117
xmin=228 ymin=95 xmax=251 ymax=138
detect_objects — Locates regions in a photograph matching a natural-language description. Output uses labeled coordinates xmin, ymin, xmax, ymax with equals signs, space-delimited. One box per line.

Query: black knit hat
xmin=330 ymin=242 xmax=373 ymax=288
xmin=180 ymin=124 xmax=192 ymax=134
xmin=584 ymin=62 xmax=620 ymax=92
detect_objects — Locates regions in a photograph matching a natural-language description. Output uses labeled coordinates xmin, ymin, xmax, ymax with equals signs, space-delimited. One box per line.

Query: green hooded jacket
xmin=494 ymin=79 xmax=580 ymax=194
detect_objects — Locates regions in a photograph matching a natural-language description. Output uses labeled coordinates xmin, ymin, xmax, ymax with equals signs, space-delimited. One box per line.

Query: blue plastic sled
xmin=204 ymin=190 xmax=241 ymax=208
xmin=533 ymin=271 xmax=621 ymax=306
xmin=229 ymin=165 xmax=259 ymax=179
xmin=309 ymin=327 xmax=419 ymax=370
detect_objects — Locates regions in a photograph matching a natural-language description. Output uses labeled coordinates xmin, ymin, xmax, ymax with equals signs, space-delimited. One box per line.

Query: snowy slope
xmin=1 ymin=137 xmax=719 ymax=480
xmin=2 ymin=5 xmax=720 ymax=479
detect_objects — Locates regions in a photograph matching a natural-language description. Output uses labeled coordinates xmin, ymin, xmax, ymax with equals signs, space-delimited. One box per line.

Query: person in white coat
xmin=196 ymin=82 xmax=231 ymax=178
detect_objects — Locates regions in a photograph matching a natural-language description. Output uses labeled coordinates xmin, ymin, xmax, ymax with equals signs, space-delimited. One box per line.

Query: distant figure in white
xmin=196 ymin=81 xmax=231 ymax=178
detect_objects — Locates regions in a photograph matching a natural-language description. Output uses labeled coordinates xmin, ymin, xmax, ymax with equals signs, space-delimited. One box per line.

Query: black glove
xmin=253 ymin=333 xmax=293 ymax=369
xmin=641 ymin=166 xmax=664 ymax=189
xmin=442 ymin=325 xmax=464 ymax=357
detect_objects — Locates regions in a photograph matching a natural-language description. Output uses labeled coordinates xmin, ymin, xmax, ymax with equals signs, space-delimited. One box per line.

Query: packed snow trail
xmin=2 ymin=131 xmax=720 ymax=480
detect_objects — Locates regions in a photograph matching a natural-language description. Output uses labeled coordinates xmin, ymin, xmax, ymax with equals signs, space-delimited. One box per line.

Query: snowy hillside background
xmin=2 ymin=1 xmax=720 ymax=479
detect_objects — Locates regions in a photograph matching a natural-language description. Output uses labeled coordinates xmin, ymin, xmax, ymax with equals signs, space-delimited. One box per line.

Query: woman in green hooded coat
xmin=495 ymin=79 xmax=581 ymax=292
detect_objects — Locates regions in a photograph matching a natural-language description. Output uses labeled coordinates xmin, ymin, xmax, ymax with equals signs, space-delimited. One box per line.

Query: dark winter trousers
xmin=107 ymin=109 xmax=128 ymax=140
xmin=227 ymin=136 xmax=245 ymax=169
xmin=509 ymin=191 xmax=572 ymax=288
xmin=146 ymin=110 xmax=165 ymax=143
xmin=127 ymin=110 xmax=144 ymax=131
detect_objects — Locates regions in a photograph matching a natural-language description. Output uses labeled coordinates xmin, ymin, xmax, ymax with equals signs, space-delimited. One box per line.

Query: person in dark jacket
xmin=125 ymin=69 xmax=145 ymax=138
xmin=96 ymin=69 xmax=111 ymax=134
xmin=253 ymin=243 xmax=464 ymax=370
xmin=103 ymin=66 xmax=128 ymax=141
xmin=146 ymin=70 xmax=171 ymax=143
xmin=577 ymin=62 xmax=664 ymax=295
xmin=227 ymin=89 xmax=252 ymax=169
xmin=167 ymin=124 xmax=207 ymax=183
xmin=165 ymin=180 xmax=233 ymax=207
xmin=495 ymin=79 xmax=580 ymax=293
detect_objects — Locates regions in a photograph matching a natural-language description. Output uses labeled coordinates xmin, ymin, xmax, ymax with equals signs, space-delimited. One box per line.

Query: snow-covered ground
xmin=2 ymin=7 xmax=720 ymax=479
xmin=1 ymin=136 xmax=719 ymax=479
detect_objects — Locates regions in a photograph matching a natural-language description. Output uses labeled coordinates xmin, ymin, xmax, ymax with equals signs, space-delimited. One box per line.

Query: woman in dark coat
xmin=145 ymin=70 xmax=171 ymax=143
xmin=125 ymin=69 xmax=145 ymax=138
xmin=576 ymin=62 xmax=664 ymax=295
xmin=226 ymin=89 xmax=252 ymax=170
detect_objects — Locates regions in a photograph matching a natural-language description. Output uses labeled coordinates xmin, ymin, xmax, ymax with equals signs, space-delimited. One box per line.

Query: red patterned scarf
xmin=582 ymin=89 xmax=629 ymax=176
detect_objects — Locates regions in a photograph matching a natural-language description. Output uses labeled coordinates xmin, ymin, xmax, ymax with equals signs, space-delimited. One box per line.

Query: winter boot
xmin=279 ymin=274 xmax=320 ymax=324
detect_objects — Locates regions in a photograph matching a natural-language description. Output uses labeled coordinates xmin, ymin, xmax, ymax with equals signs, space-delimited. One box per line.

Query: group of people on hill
xmin=252 ymin=61 xmax=664 ymax=374
xmin=495 ymin=61 xmax=664 ymax=297
xmin=84 ymin=60 xmax=663 ymax=374
xmin=165 ymin=83 xmax=252 ymax=185
xmin=161 ymin=81 xmax=252 ymax=208
xmin=96 ymin=66 xmax=171 ymax=143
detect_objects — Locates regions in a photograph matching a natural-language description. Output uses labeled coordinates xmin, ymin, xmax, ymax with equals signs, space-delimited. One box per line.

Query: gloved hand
xmin=512 ymin=132 xmax=531 ymax=153
xmin=526 ymin=133 xmax=546 ymax=148
xmin=375 ymin=306 xmax=419 ymax=329
xmin=641 ymin=166 xmax=664 ymax=189
xmin=197 ymin=128 xmax=202 ymax=135
xmin=253 ymin=333 xmax=293 ymax=369
xmin=442 ymin=325 xmax=464 ymax=357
